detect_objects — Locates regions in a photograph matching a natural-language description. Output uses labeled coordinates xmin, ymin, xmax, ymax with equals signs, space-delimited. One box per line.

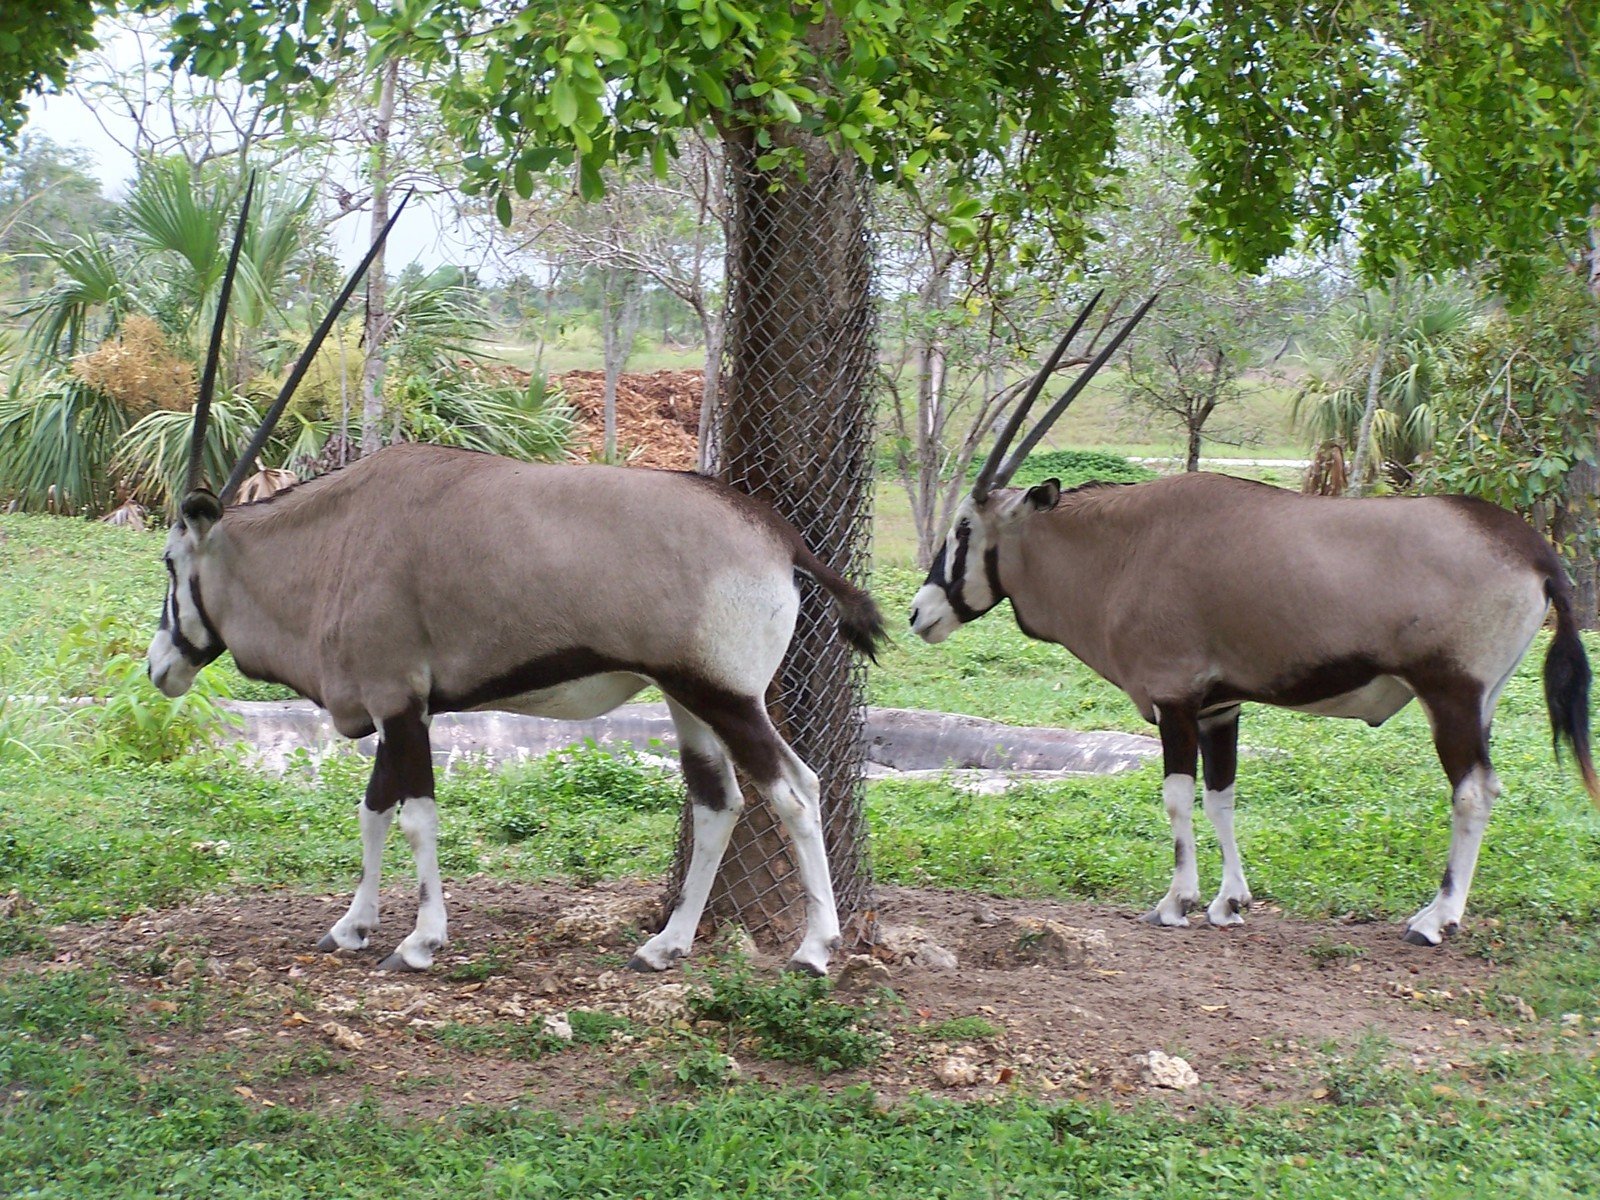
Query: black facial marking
xmin=921 ymin=519 xmax=1004 ymax=625
xmin=365 ymin=699 xmax=433 ymax=813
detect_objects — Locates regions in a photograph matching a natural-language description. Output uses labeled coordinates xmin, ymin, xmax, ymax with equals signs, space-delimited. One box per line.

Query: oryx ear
xmin=1024 ymin=478 xmax=1062 ymax=512
xmin=180 ymin=489 xmax=223 ymax=537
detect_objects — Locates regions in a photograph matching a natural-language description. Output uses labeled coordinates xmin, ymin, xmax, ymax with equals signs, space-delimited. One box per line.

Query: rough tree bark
xmin=666 ymin=121 xmax=877 ymax=950
xmin=1347 ymin=286 xmax=1401 ymax=498
xmin=359 ymin=57 xmax=398 ymax=456
xmin=599 ymin=268 xmax=642 ymax=463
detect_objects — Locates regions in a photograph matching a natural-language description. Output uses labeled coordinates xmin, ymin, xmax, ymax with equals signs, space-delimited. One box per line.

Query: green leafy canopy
xmin=153 ymin=2 xmax=1600 ymax=295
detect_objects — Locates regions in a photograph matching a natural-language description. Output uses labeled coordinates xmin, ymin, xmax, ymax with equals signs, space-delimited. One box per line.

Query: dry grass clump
xmin=70 ymin=315 xmax=195 ymax=417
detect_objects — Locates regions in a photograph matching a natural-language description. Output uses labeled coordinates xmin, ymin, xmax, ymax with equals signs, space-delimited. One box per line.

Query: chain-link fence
xmin=665 ymin=130 xmax=878 ymax=951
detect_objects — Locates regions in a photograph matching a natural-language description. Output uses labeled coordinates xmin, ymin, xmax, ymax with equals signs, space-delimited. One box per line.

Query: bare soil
xmin=26 ymin=878 xmax=1543 ymax=1121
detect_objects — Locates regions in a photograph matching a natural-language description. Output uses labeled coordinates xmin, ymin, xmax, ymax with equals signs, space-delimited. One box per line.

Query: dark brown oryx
xmin=910 ymin=293 xmax=1599 ymax=945
xmin=148 ymin=183 xmax=885 ymax=975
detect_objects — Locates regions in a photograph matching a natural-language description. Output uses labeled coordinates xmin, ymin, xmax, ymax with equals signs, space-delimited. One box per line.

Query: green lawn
xmin=4 ymin=512 xmax=1600 ymax=1198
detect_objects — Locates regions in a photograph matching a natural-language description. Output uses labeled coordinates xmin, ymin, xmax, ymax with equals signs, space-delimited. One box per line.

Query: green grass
xmin=5 ymin=494 xmax=1600 ymax=1196
xmin=3 ymin=969 xmax=1599 ymax=1198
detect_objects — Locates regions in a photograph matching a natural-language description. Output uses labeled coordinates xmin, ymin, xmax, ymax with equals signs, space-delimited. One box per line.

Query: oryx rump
xmin=910 ymin=293 xmax=1599 ymax=946
xmin=148 ymin=185 xmax=886 ymax=975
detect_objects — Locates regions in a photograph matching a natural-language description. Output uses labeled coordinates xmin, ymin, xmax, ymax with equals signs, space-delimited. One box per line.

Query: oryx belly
xmin=473 ymin=671 xmax=651 ymax=721
xmin=1284 ymin=674 xmax=1414 ymax=724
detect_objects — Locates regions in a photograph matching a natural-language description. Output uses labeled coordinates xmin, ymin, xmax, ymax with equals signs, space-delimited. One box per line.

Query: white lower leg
xmin=391 ymin=797 xmax=447 ymax=969
xmin=769 ymin=760 xmax=842 ymax=974
xmin=1203 ymin=784 xmax=1252 ymax=926
xmin=1147 ymin=774 xmax=1200 ymax=926
xmin=631 ymin=799 xmax=741 ymax=970
xmin=1406 ymin=766 xmax=1499 ymax=945
xmin=322 ymin=803 xmax=394 ymax=950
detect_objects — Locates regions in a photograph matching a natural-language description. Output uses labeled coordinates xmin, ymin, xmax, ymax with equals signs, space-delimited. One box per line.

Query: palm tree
xmin=1296 ymin=276 xmax=1481 ymax=491
xmin=2 ymin=163 xmax=317 ymax=513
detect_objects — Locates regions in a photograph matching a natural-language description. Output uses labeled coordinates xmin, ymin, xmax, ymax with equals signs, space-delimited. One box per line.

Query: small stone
xmin=634 ymin=983 xmax=691 ymax=1022
xmin=835 ymin=955 xmax=892 ymax=991
xmin=1504 ymin=995 xmax=1536 ymax=1022
xmin=543 ymin=1012 xmax=574 ymax=1041
xmin=1143 ymin=1050 xmax=1198 ymax=1091
xmin=169 ymin=959 xmax=196 ymax=983
xmin=912 ymin=942 xmax=959 ymax=971
xmin=319 ymin=1022 xmax=364 ymax=1052
xmin=934 ymin=1056 xmax=980 ymax=1087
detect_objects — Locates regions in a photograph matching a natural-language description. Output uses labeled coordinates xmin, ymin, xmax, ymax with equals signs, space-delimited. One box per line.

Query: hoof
xmin=377 ymin=951 xmax=426 ymax=972
xmin=784 ymin=956 xmax=827 ymax=977
xmin=316 ymin=933 xmax=341 ymax=953
xmin=626 ymin=953 xmax=666 ymax=973
xmin=1141 ymin=909 xmax=1190 ymax=928
xmin=1400 ymin=928 xmax=1439 ymax=947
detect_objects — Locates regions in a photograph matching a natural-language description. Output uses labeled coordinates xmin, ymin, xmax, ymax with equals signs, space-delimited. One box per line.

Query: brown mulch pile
xmin=555 ymin=370 xmax=704 ymax=471
xmin=22 ymin=878 xmax=1554 ymax=1121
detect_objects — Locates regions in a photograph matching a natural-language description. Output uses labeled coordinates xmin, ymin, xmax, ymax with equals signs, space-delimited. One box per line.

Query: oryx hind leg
xmin=1145 ymin=704 xmax=1203 ymax=927
xmin=1198 ymin=706 xmax=1252 ymax=927
xmin=628 ymin=699 xmax=744 ymax=972
xmin=662 ymin=684 xmax=842 ymax=976
xmin=1404 ymin=683 xmax=1497 ymax=947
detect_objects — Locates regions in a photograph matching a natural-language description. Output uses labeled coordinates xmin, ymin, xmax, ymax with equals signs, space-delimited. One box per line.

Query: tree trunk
xmin=666 ymin=123 xmax=877 ymax=951
xmin=360 ymin=58 xmax=398 ymax=456
xmin=1347 ymin=289 xmax=1400 ymax=498
xmin=1564 ymin=208 xmax=1600 ymax=627
xmin=599 ymin=269 xmax=641 ymax=463
xmin=695 ymin=307 xmax=723 ymax=473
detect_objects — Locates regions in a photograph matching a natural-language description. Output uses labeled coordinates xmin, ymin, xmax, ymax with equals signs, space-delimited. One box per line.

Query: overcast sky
xmin=19 ymin=21 xmax=499 ymax=277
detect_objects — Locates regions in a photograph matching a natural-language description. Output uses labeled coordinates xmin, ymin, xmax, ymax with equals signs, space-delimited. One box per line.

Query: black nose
xmin=909 ymin=607 xmax=920 ymax=628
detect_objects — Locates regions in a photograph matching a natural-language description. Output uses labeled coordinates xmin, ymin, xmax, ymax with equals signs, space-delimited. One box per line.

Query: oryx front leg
xmin=1145 ymin=705 xmax=1202 ymax=927
xmin=318 ymin=801 xmax=394 ymax=951
xmin=348 ymin=702 xmax=444 ymax=972
xmin=1199 ymin=708 xmax=1252 ymax=927
xmin=629 ymin=702 xmax=743 ymax=972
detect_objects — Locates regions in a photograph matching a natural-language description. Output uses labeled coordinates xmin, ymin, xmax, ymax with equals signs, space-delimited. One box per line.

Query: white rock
xmin=634 ymin=983 xmax=691 ymax=1022
xmin=543 ymin=1012 xmax=574 ymax=1041
xmin=912 ymin=942 xmax=959 ymax=971
xmin=934 ymin=1056 xmax=980 ymax=1087
xmin=1143 ymin=1050 xmax=1198 ymax=1090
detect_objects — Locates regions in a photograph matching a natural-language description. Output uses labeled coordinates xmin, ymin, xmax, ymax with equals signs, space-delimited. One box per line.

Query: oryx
xmin=910 ymin=293 xmax=1599 ymax=945
xmin=148 ymin=183 xmax=885 ymax=975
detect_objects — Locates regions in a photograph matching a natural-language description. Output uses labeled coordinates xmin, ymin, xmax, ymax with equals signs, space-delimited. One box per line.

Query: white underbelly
xmin=1289 ymin=674 xmax=1415 ymax=725
xmin=473 ymin=672 xmax=651 ymax=720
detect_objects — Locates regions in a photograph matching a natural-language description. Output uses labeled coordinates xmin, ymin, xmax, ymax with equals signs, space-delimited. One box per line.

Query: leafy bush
xmin=52 ymin=603 xmax=235 ymax=763
xmin=687 ymin=961 xmax=885 ymax=1073
xmin=493 ymin=741 xmax=681 ymax=843
xmin=966 ymin=447 xmax=1155 ymax=489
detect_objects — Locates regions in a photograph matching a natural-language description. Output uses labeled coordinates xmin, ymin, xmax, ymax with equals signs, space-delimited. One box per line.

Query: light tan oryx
xmin=148 ymin=183 xmax=886 ymax=975
xmin=910 ymin=292 xmax=1600 ymax=946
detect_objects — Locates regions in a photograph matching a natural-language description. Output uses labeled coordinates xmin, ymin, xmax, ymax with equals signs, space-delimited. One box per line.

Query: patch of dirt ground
xmin=28 ymin=879 xmax=1559 ymax=1120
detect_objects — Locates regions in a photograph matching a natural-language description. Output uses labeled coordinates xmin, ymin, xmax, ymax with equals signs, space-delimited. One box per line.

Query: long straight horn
xmin=992 ymin=293 xmax=1159 ymax=486
xmin=187 ymin=173 xmax=255 ymax=496
xmin=220 ymin=191 xmax=412 ymax=505
xmin=971 ymin=290 xmax=1103 ymax=501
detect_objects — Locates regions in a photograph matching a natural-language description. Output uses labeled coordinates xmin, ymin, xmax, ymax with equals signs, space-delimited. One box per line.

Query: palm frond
xmin=113 ymin=393 xmax=262 ymax=512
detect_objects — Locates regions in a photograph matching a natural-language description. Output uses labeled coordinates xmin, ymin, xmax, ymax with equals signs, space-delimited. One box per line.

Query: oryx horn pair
xmin=970 ymin=291 xmax=1159 ymax=502
xmin=187 ymin=175 xmax=411 ymax=507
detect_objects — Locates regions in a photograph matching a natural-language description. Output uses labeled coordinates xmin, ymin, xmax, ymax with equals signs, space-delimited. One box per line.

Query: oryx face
xmin=910 ymin=479 xmax=1062 ymax=644
xmin=147 ymin=492 xmax=225 ymax=697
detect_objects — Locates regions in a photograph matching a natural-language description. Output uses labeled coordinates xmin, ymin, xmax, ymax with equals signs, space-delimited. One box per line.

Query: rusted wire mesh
xmin=664 ymin=130 xmax=878 ymax=951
